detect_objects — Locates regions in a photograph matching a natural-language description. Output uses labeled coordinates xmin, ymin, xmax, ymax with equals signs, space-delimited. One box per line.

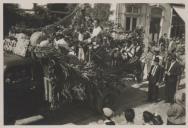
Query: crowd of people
xmin=92 ymin=30 xmax=185 ymax=125
xmin=102 ymin=91 xmax=185 ymax=125
xmin=145 ymin=32 xmax=185 ymax=104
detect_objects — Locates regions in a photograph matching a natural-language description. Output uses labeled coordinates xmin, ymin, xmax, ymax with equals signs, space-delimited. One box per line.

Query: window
xmin=126 ymin=6 xmax=140 ymax=14
xmin=125 ymin=5 xmax=140 ymax=31
xmin=132 ymin=18 xmax=137 ymax=30
xmin=133 ymin=7 xmax=138 ymax=13
xmin=125 ymin=17 xmax=137 ymax=31
xmin=126 ymin=17 xmax=131 ymax=31
xmin=126 ymin=6 xmax=132 ymax=13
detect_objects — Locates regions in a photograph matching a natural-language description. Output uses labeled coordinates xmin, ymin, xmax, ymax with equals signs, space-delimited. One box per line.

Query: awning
xmin=173 ymin=6 xmax=186 ymax=22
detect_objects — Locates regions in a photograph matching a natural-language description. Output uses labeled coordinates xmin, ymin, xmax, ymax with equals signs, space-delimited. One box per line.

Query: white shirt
xmin=39 ymin=40 xmax=50 ymax=47
xmin=168 ymin=61 xmax=176 ymax=73
xmin=78 ymin=33 xmax=84 ymax=41
xmin=168 ymin=40 xmax=174 ymax=51
xmin=54 ymin=38 xmax=68 ymax=49
xmin=151 ymin=65 xmax=158 ymax=76
xmin=30 ymin=31 xmax=46 ymax=46
xmin=127 ymin=45 xmax=135 ymax=58
xmin=151 ymin=55 xmax=163 ymax=66
xmin=91 ymin=26 xmax=102 ymax=38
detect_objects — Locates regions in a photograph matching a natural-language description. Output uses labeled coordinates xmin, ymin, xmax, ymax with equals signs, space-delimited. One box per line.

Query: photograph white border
xmin=0 ymin=0 xmax=187 ymax=128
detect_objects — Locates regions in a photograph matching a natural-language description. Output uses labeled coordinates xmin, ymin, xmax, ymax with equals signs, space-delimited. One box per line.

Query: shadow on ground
xmin=31 ymin=77 xmax=185 ymax=125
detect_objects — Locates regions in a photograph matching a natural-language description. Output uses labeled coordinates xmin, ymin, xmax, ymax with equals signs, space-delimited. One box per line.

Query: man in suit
xmin=151 ymin=47 xmax=163 ymax=66
xmin=147 ymin=57 xmax=163 ymax=102
xmin=165 ymin=54 xmax=181 ymax=103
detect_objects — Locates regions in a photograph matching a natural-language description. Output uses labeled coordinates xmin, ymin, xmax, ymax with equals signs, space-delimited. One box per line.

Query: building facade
xmin=115 ymin=3 xmax=185 ymax=43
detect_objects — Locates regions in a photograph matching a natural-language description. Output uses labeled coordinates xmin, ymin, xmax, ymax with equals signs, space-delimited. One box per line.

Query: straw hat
xmin=154 ymin=47 xmax=160 ymax=52
xmin=103 ymin=107 xmax=114 ymax=118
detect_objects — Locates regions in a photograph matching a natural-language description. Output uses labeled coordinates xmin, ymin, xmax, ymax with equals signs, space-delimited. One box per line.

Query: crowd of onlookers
xmin=102 ymin=92 xmax=185 ymax=125
xmin=145 ymin=33 xmax=185 ymax=102
xmin=100 ymin=32 xmax=185 ymax=125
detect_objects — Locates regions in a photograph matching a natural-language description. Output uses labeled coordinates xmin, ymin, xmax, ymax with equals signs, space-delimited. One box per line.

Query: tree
xmin=3 ymin=3 xmax=78 ymax=36
xmin=3 ymin=4 xmax=24 ymax=36
xmin=92 ymin=4 xmax=113 ymax=24
xmin=46 ymin=4 xmax=77 ymax=19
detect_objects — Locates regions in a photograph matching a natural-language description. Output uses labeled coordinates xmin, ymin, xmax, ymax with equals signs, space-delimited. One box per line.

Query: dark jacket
xmin=148 ymin=65 xmax=163 ymax=84
xmin=165 ymin=61 xmax=181 ymax=82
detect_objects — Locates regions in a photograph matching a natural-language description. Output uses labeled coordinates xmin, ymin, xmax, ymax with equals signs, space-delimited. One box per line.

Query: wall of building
xmin=140 ymin=4 xmax=150 ymax=40
xmin=158 ymin=4 xmax=172 ymax=38
xmin=115 ymin=4 xmax=125 ymax=29
xmin=116 ymin=3 xmax=172 ymax=42
xmin=144 ymin=4 xmax=172 ymax=42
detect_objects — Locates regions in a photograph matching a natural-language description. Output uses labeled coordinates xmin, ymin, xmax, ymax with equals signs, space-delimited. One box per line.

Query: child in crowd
xmin=143 ymin=111 xmax=154 ymax=125
xmin=152 ymin=113 xmax=163 ymax=125
xmin=167 ymin=92 xmax=185 ymax=125
xmin=102 ymin=107 xmax=115 ymax=125
xmin=143 ymin=111 xmax=164 ymax=125
xmin=124 ymin=108 xmax=135 ymax=125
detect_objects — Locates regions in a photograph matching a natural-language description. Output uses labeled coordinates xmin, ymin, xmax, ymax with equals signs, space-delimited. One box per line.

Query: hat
xmin=174 ymin=92 xmax=185 ymax=106
xmin=58 ymin=44 xmax=72 ymax=51
xmin=152 ymin=114 xmax=163 ymax=125
xmin=154 ymin=57 xmax=159 ymax=63
xmin=154 ymin=47 xmax=160 ymax=52
xmin=103 ymin=107 xmax=113 ymax=118
xmin=171 ymin=54 xmax=176 ymax=60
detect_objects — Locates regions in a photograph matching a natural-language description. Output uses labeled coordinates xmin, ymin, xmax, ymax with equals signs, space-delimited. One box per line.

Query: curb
xmin=15 ymin=115 xmax=44 ymax=125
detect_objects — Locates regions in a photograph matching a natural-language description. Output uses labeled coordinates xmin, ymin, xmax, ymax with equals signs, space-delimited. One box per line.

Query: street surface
xmin=28 ymin=76 xmax=185 ymax=125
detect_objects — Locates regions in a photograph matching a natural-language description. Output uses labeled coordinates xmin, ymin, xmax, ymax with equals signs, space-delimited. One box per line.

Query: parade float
xmin=4 ymin=4 xmax=148 ymax=123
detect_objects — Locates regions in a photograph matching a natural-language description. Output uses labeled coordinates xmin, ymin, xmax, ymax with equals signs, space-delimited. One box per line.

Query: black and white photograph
xmin=3 ymin=2 xmax=186 ymax=125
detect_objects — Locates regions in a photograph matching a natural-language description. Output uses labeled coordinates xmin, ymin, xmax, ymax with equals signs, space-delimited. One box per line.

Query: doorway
xmin=149 ymin=17 xmax=161 ymax=42
xmin=149 ymin=7 xmax=163 ymax=43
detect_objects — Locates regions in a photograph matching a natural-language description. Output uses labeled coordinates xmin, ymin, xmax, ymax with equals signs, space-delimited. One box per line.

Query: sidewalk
xmin=86 ymin=77 xmax=185 ymax=125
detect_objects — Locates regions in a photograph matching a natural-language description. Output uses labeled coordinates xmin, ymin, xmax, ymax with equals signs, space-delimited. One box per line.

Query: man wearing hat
xmin=159 ymin=33 xmax=169 ymax=50
xmin=102 ymin=107 xmax=115 ymax=125
xmin=151 ymin=47 xmax=163 ymax=66
xmin=147 ymin=57 xmax=163 ymax=102
xmin=120 ymin=40 xmax=132 ymax=61
xmin=164 ymin=54 xmax=181 ymax=103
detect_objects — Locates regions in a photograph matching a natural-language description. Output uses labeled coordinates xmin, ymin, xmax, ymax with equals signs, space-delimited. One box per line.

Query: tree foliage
xmin=4 ymin=4 xmax=77 ymax=36
xmin=4 ymin=3 xmax=113 ymax=36
xmin=92 ymin=4 xmax=113 ymax=24
xmin=3 ymin=4 xmax=23 ymax=36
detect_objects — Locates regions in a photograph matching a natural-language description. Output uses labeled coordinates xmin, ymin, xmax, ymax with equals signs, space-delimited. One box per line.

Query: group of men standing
xmin=147 ymin=33 xmax=183 ymax=103
xmin=76 ymin=19 xmax=102 ymax=62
